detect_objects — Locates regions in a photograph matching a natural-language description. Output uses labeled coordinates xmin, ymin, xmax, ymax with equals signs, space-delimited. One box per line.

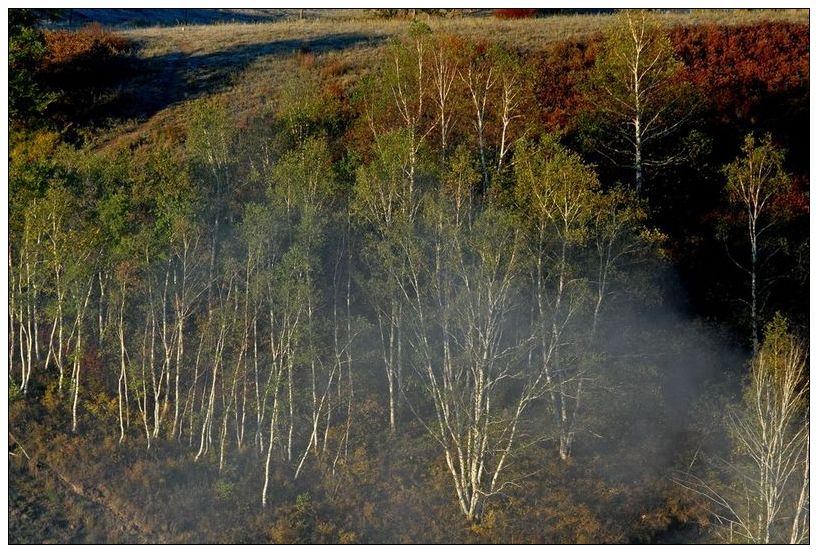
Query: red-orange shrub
xmin=533 ymin=35 xmax=602 ymax=132
xmin=493 ymin=8 xmax=539 ymax=19
xmin=670 ymin=22 xmax=808 ymax=119
xmin=38 ymin=22 xmax=133 ymax=128
xmin=43 ymin=23 xmax=130 ymax=68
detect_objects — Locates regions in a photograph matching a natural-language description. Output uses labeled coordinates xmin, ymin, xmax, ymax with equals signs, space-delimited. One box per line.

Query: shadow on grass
xmin=95 ymin=31 xmax=382 ymax=126
xmin=53 ymin=8 xmax=289 ymax=29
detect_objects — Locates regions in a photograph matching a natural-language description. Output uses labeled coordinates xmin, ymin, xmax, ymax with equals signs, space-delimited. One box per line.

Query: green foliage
xmin=186 ymin=97 xmax=236 ymax=203
xmin=589 ymin=10 xmax=681 ymax=105
xmin=408 ymin=19 xmax=432 ymax=39
xmin=9 ymin=382 xmax=24 ymax=404
xmin=9 ymin=10 xmax=54 ymax=125
xmin=269 ymin=136 xmax=336 ymax=213
xmin=213 ymin=479 xmax=236 ymax=500
xmin=513 ymin=135 xmax=599 ymax=245
xmin=721 ymin=133 xmax=794 ymax=346
xmin=352 ymin=128 xmax=424 ymax=232
xmin=746 ymin=313 xmax=806 ymax=410
xmin=440 ymin=144 xmax=481 ymax=224
xmin=9 ymin=129 xmax=69 ymax=230
xmin=277 ymin=65 xmax=340 ymax=146
xmin=239 ymin=202 xmax=279 ymax=261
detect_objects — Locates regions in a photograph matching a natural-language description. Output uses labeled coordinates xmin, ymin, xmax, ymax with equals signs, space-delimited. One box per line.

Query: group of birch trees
xmin=8 ymin=11 xmax=808 ymax=531
xmin=9 ymin=82 xmax=358 ymax=510
xmin=350 ymin=21 xmax=665 ymax=519
xmin=8 ymin=21 xmax=658 ymax=520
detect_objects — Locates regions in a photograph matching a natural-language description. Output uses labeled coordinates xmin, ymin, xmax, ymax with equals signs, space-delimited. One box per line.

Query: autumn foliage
xmin=37 ymin=23 xmax=132 ymax=130
xmin=529 ymin=22 xmax=808 ymax=140
xmin=8 ymin=12 xmax=809 ymax=545
xmin=670 ymin=23 xmax=808 ymax=119
xmin=493 ymin=9 xmax=539 ymax=19
xmin=43 ymin=23 xmax=130 ymax=68
xmin=533 ymin=36 xmax=602 ymax=132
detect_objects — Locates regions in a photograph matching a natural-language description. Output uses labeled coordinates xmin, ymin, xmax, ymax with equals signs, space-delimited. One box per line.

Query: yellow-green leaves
xmin=352 ymin=129 xmax=421 ymax=233
xmin=583 ymin=9 xmax=699 ymax=191
xmin=277 ymin=65 xmax=339 ymax=147
xmin=513 ymin=136 xmax=599 ymax=244
xmin=724 ymin=133 xmax=789 ymax=214
xmin=269 ymin=136 xmax=336 ymax=214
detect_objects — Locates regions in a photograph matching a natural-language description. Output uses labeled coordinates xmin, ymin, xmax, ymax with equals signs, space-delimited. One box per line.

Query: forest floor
xmin=9 ymin=454 xmax=146 ymax=544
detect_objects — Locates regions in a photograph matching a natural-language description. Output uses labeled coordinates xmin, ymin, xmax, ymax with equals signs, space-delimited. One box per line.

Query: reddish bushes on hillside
xmin=670 ymin=22 xmax=808 ymax=119
xmin=533 ymin=35 xmax=602 ymax=132
xmin=38 ymin=23 xmax=133 ymax=130
xmin=43 ymin=23 xmax=130 ymax=68
xmin=529 ymin=22 xmax=808 ymax=141
xmin=493 ymin=9 xmax=539 ymax=19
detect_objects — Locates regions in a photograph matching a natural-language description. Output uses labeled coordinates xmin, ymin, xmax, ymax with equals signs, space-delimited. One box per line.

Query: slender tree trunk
xmin=139 ymin=319 xmax=152 ymax=449
xmin=117 ymin=288 xmax=129 ymax=443
xmin=632 ymin=43 xmax=644 ymax=193
xmin=71 ymin=280 xmax=93 ymax=433
xmin=261 ymin=395 xmax=280 ymax=507
xmin=9 ymin=253 xmax=16 ymax=386
xmin=286 ymin=354 xmax=294 ymax=463
xmin=56 ymin=286 xmax=65 ymax=393
xmin=789 ymin=447 xmax=809 ymax=543
xmin=634 ymin=121 xmax=643 ymax=192
xmin=749 ymin=211 xmax=759 ymax=354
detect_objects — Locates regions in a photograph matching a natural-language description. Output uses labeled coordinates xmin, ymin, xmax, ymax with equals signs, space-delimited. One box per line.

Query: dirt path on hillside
xmin=9 ymin=432 xmax=166 ymax=544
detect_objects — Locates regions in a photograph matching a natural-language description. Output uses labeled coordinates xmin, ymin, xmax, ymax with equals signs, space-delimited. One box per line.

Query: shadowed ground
xmin=119 ymin=32 xmax=381 ymax=122
xmin=48 ymin=8 xmax=359 ymax=28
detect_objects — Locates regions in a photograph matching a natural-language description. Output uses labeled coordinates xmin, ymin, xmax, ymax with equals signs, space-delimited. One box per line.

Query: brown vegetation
xmin=43 ymin=23 xmax=131 ymax=68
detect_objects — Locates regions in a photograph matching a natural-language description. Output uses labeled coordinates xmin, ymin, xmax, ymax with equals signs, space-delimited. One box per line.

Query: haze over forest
xmin=7 ymin=8 xmax=809 ymax=544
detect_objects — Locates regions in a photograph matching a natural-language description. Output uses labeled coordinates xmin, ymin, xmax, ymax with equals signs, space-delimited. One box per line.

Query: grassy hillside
xmin=81 ymin=9 xmax=806 ymax=143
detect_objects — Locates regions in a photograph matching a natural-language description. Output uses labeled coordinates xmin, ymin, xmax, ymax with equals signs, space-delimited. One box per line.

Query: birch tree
xmin=380 ymin=21 xmax=435 ymax=192
xmin=590 ymin=185 xmax=664 ymax=339
xmin=723 ymin=134 xmax=791 ymax=354
xmin=186 ymin=98 xmax=236 ymax=311
xmin=677 ymin=316 xmax=808 ymax=544
xmin=9 ymin=198 xmax=46 ymax=395
xmin=389 ymin=151 xmax=556 ymax=521
xmin=352 ymin=129 xmax=425 ymax=433
xmin=584 ymin=9 xmax=698 ymax=192
xmin=429 ymin=34 xmax=462 ymax=164
xmin=64 ymin=216 xmax=99 ymax=433
xmin=404 ymin=195 xmax=539 ymax=521
xmin=512 ymin=138 xmax=600 ymax=460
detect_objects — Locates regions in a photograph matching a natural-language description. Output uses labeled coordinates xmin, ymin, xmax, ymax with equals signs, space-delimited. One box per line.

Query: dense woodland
xmin=8 ymin=9 xmax=809 ymax=544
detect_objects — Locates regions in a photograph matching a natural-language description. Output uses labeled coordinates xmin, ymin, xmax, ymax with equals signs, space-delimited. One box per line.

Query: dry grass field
xmin=122 ymin=9 xmax=807 ymax=57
